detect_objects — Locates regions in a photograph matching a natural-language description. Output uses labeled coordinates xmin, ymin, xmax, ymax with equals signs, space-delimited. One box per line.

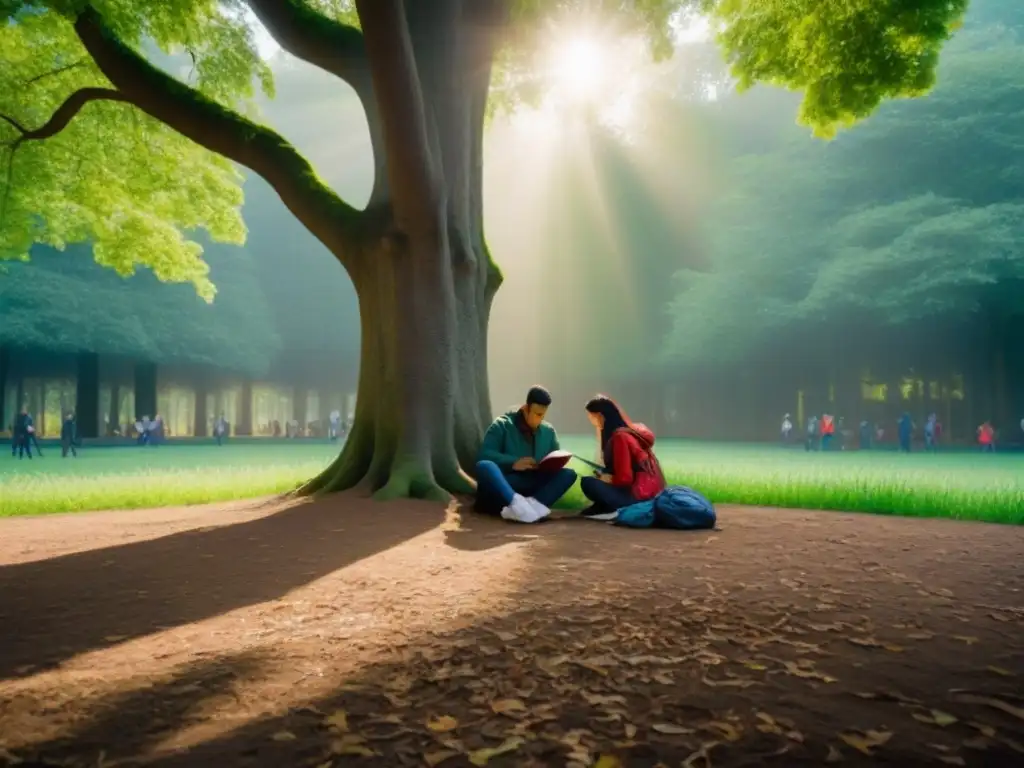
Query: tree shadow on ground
xmin=8 ymin=508 xmax=1024 ymax=767
xmin=5 ymin=650 xmax=272 ymax=768
xmin=0 ymin=494 xmax=448 ymax=680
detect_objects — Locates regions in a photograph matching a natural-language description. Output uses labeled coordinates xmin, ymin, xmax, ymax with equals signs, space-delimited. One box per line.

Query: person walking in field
xmin=977 ymin=421 xmax=995 ymax=453
xmin=805 ymin=415 xmax=819 ymax=452
xmin=13 ymin=407 xmax=32 ymax=459
xmin=897 ymin=412 xmax=914 ymax=453
xmin=924 ymin=413 xmax=938 ymax=452
xmin=781 ymin=413 xmax=793 ymax=444
xmin=61 ymin=411 xmax=78 ymax=457
xmin=214 ymin=414 xmax=228 ymax=446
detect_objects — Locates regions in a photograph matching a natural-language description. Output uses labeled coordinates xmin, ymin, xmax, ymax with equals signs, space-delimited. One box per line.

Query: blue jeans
xmin=580 ymin=476 xmax=635 ymax=513
xmin=474 ymin=460 xmax=577 ymax=515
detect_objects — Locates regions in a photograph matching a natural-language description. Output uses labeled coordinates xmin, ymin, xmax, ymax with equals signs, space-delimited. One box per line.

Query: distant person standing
xmin=924 ymin=413 xmax=938 ymax=452
xmin=214 ymin=414 xmax=228 ymax=446
xmin=977 ymin=421 xmax=995 ymax=453
xmin=781 ymin=413 xmax=793 ymax=444
xmin=805 ymin=415 xmax=819 ymax=452
xmin=13 ymin=407 xmax=32 ymax=459
xmin=329 ymin=410 xmax=341 ymax=441
xmin=820 ymin=412 xmax=835 ymax=451
xmin=859 ymin=419 xmax=873 ymax=450
xmin=61 ymin=412 xmax=78 ymax=457
xmin=897 ymin=412 xmax=914 ymax=453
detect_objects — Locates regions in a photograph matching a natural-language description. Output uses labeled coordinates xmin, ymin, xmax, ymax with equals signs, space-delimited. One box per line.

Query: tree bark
xmin=298 ymin=0 xmax=503 ymax=501
xmin=60 ymin=1 xmax=509 ymax=499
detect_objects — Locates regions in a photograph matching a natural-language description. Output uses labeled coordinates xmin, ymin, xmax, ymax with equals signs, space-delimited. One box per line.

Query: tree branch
xmin=245 ymin=0 xmax=390 ymax=209
xmin=24 ymin=59 xmax=89 ymax=87
xmin=73 ymin=6 xmax=364 ymax=268
xmin=355 ymin=0 xmax=440 ymax=232
xmin=245 ymin=0 xmax=367 ymax=84
xmin=1 ymin=87 xmax=130 ymax=145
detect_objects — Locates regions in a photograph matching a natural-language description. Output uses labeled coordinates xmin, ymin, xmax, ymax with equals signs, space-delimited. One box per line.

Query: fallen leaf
xmin=427 ymin=716 xmax=459 ymax=733
xmin=743 ymin=661 xmax=768 ymax=671
xmin=703 ymin=721 xmax=741 ymax=742
xmin=907 ymin=632 xmax=934 ymax=640
xmin=914 ymin=710 xmax=958 ymax=727
xmin=783 ymin=661 xmax=837 ymax=683
xmin=952 ymin=694 xmax=1024 ymax=722
xmin=953 ymin=636 xmax=979 ymax=645
xmin=938 ymin=758 xmax=965 ymax=766
xmin=581 ymin=692 xmax=627 ymax=706
xmin=987 ymin=666 xmax=1015 ymax=678
xmin=702 ymin=674 xmax=756 ymax=688
xmin=573 ymin=660 xmax=611 ymax=676
xmin=883 ymin=644 xmax=905 ymax=653
xmin=331 ymin=742 xmax=377 ymax=757
xmin=594 ymin=757 xmax=623 ymax=768
xmin=968 ymin=722 xmax=996 ymax=737
xmin=652 ymin=723 xmax=695 ymax=735
xmin=847 ymin=637 xmax=882 ymax=648
xmin=424 ymin=749 xmax=460 ymax=767
xmin=490 ymin=699 xmax=526 ymax=715
xmin=492 ymin=630 xmax=518 ymax=642
xmin=624 ymin=723 xmax=637 ymax=739
xmin=962 ymin=737 xmax=990 ymax=750
xmin=825 ymin=744 xmax=843 ymax=763
xmin=271 ymin=731 xmax=296 ymax=742
xmin=324 ymin=710 xmax=348 ymax=732
xmin=932 ymin=710 xmax=958 ymax=727
xmin=468 ymin=737 xmax=523 ymax=766
xmin=839 ymin=729 xmax=892 ymax=756
xmin=681 ymin=741 xmax=719 ymax=768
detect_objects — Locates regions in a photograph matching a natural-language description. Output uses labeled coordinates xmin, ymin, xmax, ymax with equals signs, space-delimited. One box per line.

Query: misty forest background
xmin=3 ymin=0 xmax=1024 ymax=443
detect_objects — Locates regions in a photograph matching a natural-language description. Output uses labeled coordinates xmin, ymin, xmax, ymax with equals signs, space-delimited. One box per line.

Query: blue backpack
xmin=614 ymin=485 xmax=716 ymax=530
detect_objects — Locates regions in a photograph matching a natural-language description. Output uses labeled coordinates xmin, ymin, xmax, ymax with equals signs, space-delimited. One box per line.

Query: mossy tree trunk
xmin=66 ymin=1 xmax=506 ymax=498
xmin=302 ymin=0 xmax=502 ymax=500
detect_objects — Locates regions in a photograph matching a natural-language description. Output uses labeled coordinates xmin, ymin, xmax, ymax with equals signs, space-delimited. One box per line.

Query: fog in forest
xmin=5 ymin=0 xmax=1024 ymax=442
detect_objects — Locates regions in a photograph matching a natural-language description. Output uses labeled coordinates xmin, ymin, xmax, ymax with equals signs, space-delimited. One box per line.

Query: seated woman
xmin=579 ymin=395 xmax=666 ymax=521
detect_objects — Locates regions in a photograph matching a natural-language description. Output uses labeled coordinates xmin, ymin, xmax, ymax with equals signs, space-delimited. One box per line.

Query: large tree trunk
xmin=301 ymin=0 xmax=502 ymax=501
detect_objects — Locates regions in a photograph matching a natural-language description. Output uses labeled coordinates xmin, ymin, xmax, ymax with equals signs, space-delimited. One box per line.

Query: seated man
xmin=475 ymin=386 xmax=577 ymax=523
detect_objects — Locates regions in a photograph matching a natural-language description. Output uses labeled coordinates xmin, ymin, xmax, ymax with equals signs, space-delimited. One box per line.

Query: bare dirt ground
xmin=0 ymin=497 xmax=1022 ymax=768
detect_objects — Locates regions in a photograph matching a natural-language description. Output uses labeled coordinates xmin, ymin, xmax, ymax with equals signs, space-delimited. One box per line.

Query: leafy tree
xmin=0 ymin=242 xmax=279 ymax=376
xmin=662 ymin=9 xmax=1024 ymax=377
xmin=0 ymin=0 xmax=966 ymax=499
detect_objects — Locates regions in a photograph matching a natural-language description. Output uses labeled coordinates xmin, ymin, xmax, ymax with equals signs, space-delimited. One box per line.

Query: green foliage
xmin=0 ymin=242 xmax=280 ymax=376
xmin=709 ymin=0 xmax=970 ymax=137
xmin=1 ymin=0 xmax=966 ymax=314
xmin=662 ymin=6 xmax=1024 ymax=369
xmin=0 ymin=1 xmax=270 ymax=298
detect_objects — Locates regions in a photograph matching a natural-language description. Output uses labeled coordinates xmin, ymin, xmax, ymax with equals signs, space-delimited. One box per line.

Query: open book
xmin=535 ymin=451 xmax=607 ymax=474
xmin=536 ymin=450 xmax=573 ymax=472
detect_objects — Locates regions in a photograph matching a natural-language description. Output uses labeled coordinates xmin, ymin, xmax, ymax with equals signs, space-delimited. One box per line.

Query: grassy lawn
xmin=1 ymin=438 xmax=1022 ymax=523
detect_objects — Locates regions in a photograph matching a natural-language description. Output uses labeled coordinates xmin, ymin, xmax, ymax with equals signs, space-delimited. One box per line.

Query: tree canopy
xmin=0 ymin=240 xmax=280 ymax=376
xmin=0 ymin=0 xmax=969 ymax=292
xmin=661 ymin=1 xmax=1024 ymax=375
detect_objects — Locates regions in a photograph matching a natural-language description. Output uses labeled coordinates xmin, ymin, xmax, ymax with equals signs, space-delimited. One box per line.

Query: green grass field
xmin=2 ymin=438 xmax=1023 ymax=523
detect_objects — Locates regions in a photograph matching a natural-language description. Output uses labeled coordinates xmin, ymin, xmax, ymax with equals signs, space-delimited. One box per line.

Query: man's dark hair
xmin=526 ymin=385 xmax=552 ymax=408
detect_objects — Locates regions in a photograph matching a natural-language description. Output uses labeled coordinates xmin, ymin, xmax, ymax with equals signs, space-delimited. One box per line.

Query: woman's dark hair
xmin=585 ymin=395 xmax=630 ymax=449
